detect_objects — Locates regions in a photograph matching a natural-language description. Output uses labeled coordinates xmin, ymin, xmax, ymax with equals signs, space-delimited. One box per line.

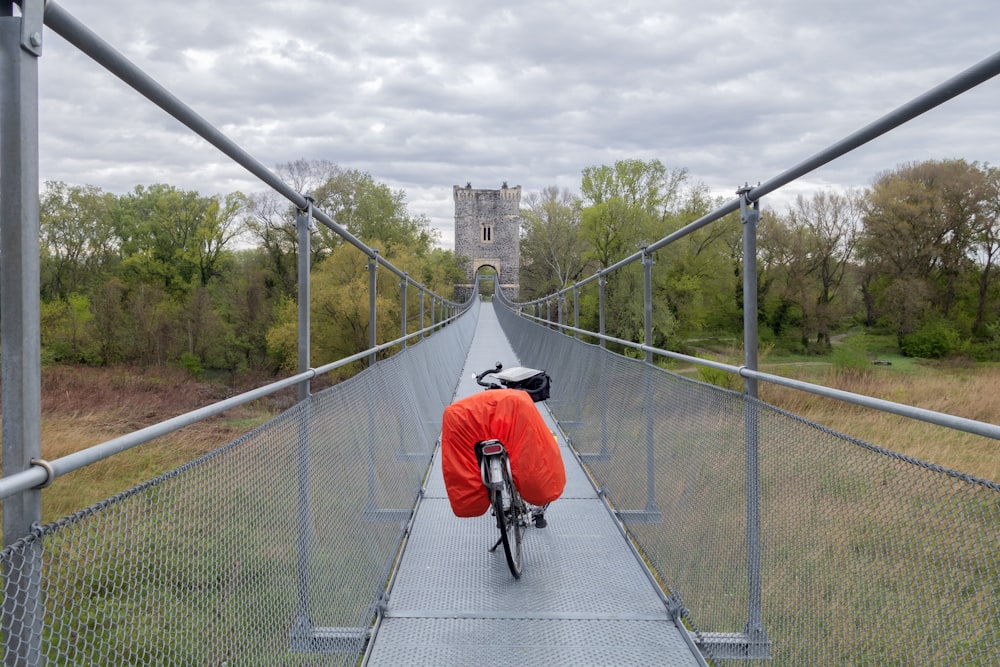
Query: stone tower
xmin=453 ymin=182 xmax=521 ymax=302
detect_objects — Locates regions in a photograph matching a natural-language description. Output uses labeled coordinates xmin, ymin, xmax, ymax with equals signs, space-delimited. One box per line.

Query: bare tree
xmin=787 ymin=190 xmax=862 ymax=349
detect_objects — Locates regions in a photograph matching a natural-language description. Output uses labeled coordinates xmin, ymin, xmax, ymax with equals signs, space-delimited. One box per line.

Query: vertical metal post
xmin=557 ymin=294 xmax=564 ymax=334
xmin=573 ymin=287 xmax=580 ymax=340
xmin=599 ymin=353 xmax=610 ymax=458
xmin=1 ymin=5 xmax=44 ymax=664
xmin=739 ymin=190 xmax=760 ymax=397
xmin=640 ymin=248 xmax=659 ymax=518
xmin=296 ymin=199 xmax=313 ymax=401
xmin=739 ymin=185 xmax=767 ymax=646
xmin=598 ymin=274 xmax=607 ymax=348
xmin=419 ymin=291 xmax=425 ymax=339
xmin=368 ymin=251 xmax=378 ymax=366
xmin=643 ymin=248 xmax=653 ymax=364
xmin=293 ymin=197 xmax=313 ymax=640
xmin=578 ymin=351 xmax=611 ymax=464
xmin=640 ymin=369 xmax=660 ymax=518
xmin=400 ymin=274 xmax=408 ymax=349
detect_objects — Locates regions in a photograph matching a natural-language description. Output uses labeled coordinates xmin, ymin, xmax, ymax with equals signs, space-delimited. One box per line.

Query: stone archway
xmin=472 ymin=261 xmax=499 ymax=298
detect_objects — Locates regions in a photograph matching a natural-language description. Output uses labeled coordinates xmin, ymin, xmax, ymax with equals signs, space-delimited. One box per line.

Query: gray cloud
xmin=34 ymin=0 xmax=1000 ymax=249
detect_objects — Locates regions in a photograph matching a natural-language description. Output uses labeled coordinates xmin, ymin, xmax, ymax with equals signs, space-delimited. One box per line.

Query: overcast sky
xmin=33 ymin=0 xmax=1000 ymax=249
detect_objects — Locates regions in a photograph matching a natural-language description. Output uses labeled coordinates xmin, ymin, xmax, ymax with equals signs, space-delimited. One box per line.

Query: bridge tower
xmin=453 ymin=182 xmax=521 ymax=302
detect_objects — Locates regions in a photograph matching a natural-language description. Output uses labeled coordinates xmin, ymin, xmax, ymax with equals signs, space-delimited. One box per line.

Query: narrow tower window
xmin=482 ymin=224 xmax=492 ymax=242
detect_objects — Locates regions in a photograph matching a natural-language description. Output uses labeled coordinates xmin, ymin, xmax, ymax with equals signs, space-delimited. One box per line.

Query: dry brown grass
xmin=3 ymin=365 xmax=290 ymax=521
xmin=759 ymin=364 xmax=1000 ymax=483
xmin=4 ymin=360 xmax=997 ymax=525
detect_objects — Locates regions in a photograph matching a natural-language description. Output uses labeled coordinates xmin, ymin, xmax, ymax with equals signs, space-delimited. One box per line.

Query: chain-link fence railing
xmin=496 ymin=302 xmax=1000 ymax=666
xmin=0 ymin=300 xmax=479 ymax=665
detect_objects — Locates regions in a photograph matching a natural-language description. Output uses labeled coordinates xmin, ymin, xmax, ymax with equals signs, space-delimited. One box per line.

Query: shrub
xmin=900 ymin=320 xmax=962 ymax=359
xmin=40 ymin=295 xmax=101 ymax=364
xmin=831 ymin=342 xmax=872 ymax=374
xmin=967 ymin=338 xmax=1000 ymax=362
xmin=697 ymin=363 xmax=743 ymax=391
xmin=179 ymin=352 xmax=203 ymax=378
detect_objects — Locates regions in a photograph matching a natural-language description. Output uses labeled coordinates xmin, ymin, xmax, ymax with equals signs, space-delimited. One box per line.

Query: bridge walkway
xmin=365 ymin=301 xmax=705 ymax=666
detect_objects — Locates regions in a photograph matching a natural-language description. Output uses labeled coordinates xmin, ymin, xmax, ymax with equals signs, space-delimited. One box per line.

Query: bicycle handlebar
xmin=474 ymin=362 xmax=504 ymax=389
xmin=473 ymin=362 xmax=551 ymax=402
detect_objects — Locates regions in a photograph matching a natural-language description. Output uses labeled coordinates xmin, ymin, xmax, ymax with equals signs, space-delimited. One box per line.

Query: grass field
xmin=5 ymin=365 xmax=291 ymax=522
xmin=2 ymin=332 xmax=997 ymax=526
xmin=560 ymin=337 xmax=999 ymax=665
xmin=8 ymin=366 xmax=422 ymax=665
xmin=0 ymin=344 xmax=995 ymax=664
xmin=759 ymin=363 xmax=1000 ymax=482
xmin=673 ymin=332 xmax=1000 ymax=483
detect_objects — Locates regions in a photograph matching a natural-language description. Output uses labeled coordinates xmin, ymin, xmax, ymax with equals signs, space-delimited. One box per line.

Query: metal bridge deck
xmin=365 ymin=302 xmax=704 ymax=666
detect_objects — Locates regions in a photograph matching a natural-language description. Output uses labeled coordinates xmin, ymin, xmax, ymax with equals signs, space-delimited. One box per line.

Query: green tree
xmin=519 ymin=186 xmax=591 ymax=300
xmin=261 ymin=162 xmax=458 ymax=374
xmin=654 ymin=184 xmax=741 ymax=341
xmin=414 ymin=247 xmax=466 ymax=296
xmin=120 ymin=283 xmax=180 ymax=365
xmin=971 ymin=165 xmax=1000 ymax=337
xmin=579 ymin=159 xmax=688 ymax=268
xmin=39 ymin=182 xmax=118 ymax=300
xmin=245 ymin=188 xmax=300 ymax=297
xmin=267 ymin=244 xmax=415 ymax=375
xmin=179 ymin=284 xmax=228 ymax=368
xmin=40 ymin=293 xmax=97 ymax=364
xmin=859 ymin=159 xmax=988 ymax=342
xmin=192 ymin=192 xmax=246 ymax=287
xmin=116 ymin=184 xmax=244 ymax=295
xmin=578 ymin=159 xmax=690 ymax=345
xmin=757 ymin=208 xmax=807 ymax=342
xmin=246 ymin=160 xmax=436 ymax=297
xmin=213 ymin=249 xmax=281 ymax=371
xmin=91 ymin=278 xmax=127 ymax=365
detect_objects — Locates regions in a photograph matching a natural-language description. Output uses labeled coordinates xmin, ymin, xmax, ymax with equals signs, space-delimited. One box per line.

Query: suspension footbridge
xmin=2 ymin=3 xmax=998 ymax=664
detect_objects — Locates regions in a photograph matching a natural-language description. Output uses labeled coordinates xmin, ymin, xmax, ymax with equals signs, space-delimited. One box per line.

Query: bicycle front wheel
xmin=491 ymin=467 xmax=523 ymax=578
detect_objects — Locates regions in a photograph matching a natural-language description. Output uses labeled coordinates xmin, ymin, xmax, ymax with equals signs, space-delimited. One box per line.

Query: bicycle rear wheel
xmin=491 ymin=463 xmax=524 ymax=578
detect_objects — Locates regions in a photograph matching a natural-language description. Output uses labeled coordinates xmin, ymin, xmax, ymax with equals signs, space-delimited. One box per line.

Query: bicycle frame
xmin=468 ymin=362 xmax=553 ymax=579
xmin=476 ymin=438 xmax=527 ymax=578
xmin=479 ymin=440 xmax=507 ymax=490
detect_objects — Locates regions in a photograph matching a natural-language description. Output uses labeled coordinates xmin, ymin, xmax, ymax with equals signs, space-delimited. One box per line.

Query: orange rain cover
xmin=441 ymin=389 xmax=566 ymax=517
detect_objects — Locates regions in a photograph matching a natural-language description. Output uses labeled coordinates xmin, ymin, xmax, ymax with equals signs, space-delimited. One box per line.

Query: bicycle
xmin=476 ymin=437 xmax=527 ymax=577
xmin=472 ymin=363 xmax=551 ymax=578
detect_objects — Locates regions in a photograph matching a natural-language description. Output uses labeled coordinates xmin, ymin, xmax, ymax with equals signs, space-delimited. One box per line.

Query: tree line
xmin=28 ymin=155 xmax=1000 ymax=378
xmin=35 ymin=159 xmax=465 ymax=377
xmin=519 ymin=158 xmax=1000 ymax=360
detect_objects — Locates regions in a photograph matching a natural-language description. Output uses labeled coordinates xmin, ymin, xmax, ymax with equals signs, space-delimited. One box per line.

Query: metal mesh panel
xmin=495 ymin=302 xmax=1000 ymax=665
xmin=0 ymin=301 xmax=479 ymax=665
